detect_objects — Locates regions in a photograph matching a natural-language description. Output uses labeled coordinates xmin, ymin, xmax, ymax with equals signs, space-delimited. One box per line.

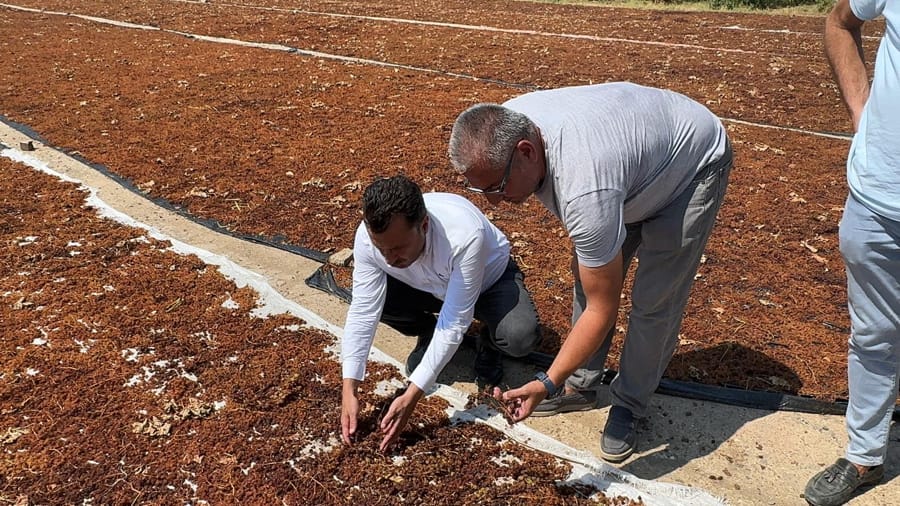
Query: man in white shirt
xmin=804 ymin=1 xmax=899 ymax=504
xmin=340 ymin=175 xmax=540 ymax=451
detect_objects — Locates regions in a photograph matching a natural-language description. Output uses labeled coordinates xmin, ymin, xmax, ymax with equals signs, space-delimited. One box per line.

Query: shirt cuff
xmin=407 ymin=326 xmax=465 ymax=392
xmin=342 ymin=359 xmax=366 ymax=382
xmin=408 ymin=366 xmax=438 ymax=393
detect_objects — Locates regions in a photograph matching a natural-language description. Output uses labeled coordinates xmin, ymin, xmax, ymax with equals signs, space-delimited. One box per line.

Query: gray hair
xmin=448 ymin=103 xmax=535 ymax=175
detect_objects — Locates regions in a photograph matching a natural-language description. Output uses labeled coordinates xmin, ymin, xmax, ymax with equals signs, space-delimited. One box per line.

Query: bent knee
xmin=495 ymin=321 xmax=541 ymax=357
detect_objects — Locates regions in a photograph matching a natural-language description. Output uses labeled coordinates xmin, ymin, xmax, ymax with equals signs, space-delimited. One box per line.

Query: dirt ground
xmin=2 ymin=128 xmax=661 ymax=505
xmin=0 ymin=0 xmax=874 ymax=401
xmin=1 ymin=0 xmax=898 ymax=503
xmin=3 ymin=125 xmax=895 ymax=505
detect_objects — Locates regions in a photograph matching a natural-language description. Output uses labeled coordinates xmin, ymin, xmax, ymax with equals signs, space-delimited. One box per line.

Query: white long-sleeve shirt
xmin=341 ymin=193 xmax=510 ymax=391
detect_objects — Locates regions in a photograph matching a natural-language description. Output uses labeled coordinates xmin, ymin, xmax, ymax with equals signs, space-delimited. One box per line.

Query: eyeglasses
xmin=464 ymin=146 xmax=515 ymax=195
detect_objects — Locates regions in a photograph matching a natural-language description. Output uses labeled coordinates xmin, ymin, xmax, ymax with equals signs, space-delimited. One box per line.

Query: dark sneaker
xmin=804 ymin=458 xmax=884 ymax=506
xmin=600 ymin=405 xmax=636 ymax=463
xmin=404 ymin=333 xmax=432 ymax=376
xmin=532 ymin=388 xmax=598 ymax=417
xmin=474 ymin=334 xmax=503 ymax=387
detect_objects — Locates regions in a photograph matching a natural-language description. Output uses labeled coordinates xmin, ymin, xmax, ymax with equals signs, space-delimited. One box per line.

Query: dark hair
xmin=362 ymin=175 xmax=427 ymax=233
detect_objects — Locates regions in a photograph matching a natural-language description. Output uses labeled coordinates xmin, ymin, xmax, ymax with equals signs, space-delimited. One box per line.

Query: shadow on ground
xmin=668 ymin=341 xmax=806 ymax=394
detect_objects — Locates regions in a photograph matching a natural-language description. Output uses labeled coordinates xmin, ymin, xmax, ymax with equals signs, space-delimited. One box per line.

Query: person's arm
xmin=499 ymin=251 xmax=623 ymax=421
xmin=407 ymin=233 xmax=484 ymax=391
xmin=379 ymin=231 xmax=485 ymax=451
xmin=340 ymin=378 xmax=361 ymax=444
xmin=548 ymin=254 xmax=622 ymax=389
xmin=340 ymin=231 xmax=388 ymax=445
xmin=377 ymin=384 xmax=425 ymax=451
xmin=825 ymin=0 xmax=869 ymax=130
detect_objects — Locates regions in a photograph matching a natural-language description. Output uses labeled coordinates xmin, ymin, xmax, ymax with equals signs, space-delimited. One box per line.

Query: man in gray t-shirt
xmin=449 ymin=82 xmax=732 ymax=462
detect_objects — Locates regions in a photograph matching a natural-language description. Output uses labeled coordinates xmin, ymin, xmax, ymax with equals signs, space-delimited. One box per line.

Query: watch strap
xmin=533 ymin=371 xmax=558 ymax=397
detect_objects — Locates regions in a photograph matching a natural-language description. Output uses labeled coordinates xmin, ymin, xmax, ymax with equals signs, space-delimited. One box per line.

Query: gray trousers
xmin=567 ymin=146 xmax=733 ymax=418
xmin=841 ymin=194 xmax=900 ymax=467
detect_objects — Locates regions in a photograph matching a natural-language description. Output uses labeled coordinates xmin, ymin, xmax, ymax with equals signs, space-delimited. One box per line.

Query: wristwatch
xmin=533 ymin=371 xmax=558 ymax=397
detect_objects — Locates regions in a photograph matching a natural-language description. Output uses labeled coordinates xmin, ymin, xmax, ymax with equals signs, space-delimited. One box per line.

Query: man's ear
xmin=520 ymin=139 xmax=538 ymax=161
xmin=421 ymin=214 xmax=429 ymax=234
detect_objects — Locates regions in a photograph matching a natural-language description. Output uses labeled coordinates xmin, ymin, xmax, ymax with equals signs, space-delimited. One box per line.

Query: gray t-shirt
xmin=505 ymin=82 xmax=728 ymax=267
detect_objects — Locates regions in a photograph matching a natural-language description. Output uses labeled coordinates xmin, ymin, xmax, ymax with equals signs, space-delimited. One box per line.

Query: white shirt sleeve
xmin=341 ymin=228 xmax=387 ymax=381
xmin=408 ymin=230 xmax=486 ymax=391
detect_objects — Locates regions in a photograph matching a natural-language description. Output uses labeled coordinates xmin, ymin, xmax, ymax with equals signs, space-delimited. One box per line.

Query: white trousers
xmin=841 ymin=193 xmax=900 ymax=466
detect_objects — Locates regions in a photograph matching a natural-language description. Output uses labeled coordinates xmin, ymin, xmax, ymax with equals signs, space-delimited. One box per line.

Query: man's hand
xmin=340 ymin=379 xmax=361 ymax=445
xmin=492 ymin=381 xmax=548 ymax=423
xmin=378 ymin=385 xmax=424 ymax=452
